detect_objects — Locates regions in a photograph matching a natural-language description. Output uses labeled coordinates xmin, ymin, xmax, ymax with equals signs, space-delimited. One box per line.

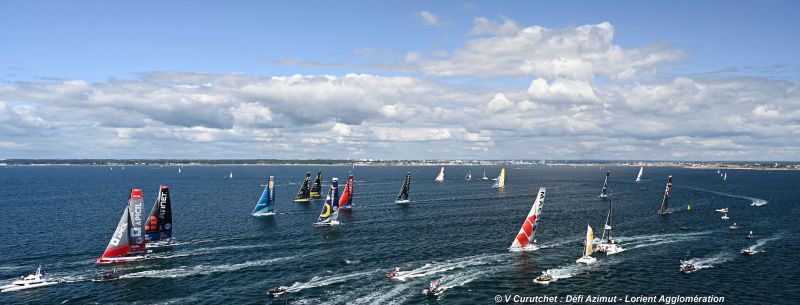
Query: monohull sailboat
xmin=657 ymin=176 xmax=673 ymax=215
xmin=481 ymin=170 xmax=488 ymax=180
xmin=395 ymin=173 xmax=412 ymax=204
xmin=314 ymin=178 xmax=340 ymax=226
xmin=576 ymin=224 xmax=597 ymax=265
xmin=594 ymin=193 xmax=624 ymax=254
xmin=96 ymin=189 xmax=147 ymax=264
xmin=509 ymin=188 xmax=547 ymax=251
xmin=310 ymin=170 xmax=323 ymax=198
xmin=434 ymin=167 xmax=445 ymax=183
xmin=598 ymin=171 xmax=610 ymax=198
xmin=293 ymin=172 xmax=312 ymax=202
xmin=144 ymin=186 xmax=175 ymax=249
xmin=635 ymin=167 xmax=643 ymax=183
xmin=492 ymin=168 xmax=505 ymax=189
xmin=465 ymin=171 xmax=472 ymax=181
xmin=252 ymin=176 xmax=276 ymax=216
xmin=339 ymin=175 xmax=354 ymax=210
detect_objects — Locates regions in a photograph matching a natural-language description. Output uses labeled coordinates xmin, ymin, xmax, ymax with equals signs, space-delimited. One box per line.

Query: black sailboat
xmin=598 ymin=171 xmax=610 ymax=198
xmin=395 ymin=173 xmax=411 ymax=204
xmin=658 ymin=175 xmax=673 ymax=214
xmin=310 ymin=170 xmax=323 ymax=198
xmin=145 ymin=186 xmax=174 ymax=249
xmin=294 ymin=172 xmax=312 ymax=202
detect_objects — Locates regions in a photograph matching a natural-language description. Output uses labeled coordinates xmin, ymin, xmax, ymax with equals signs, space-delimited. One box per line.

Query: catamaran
xmin=492 ymin=168 xmax=505 ymax=189
xmin=144 ymin=186 xmax=175 ymax=249
xmin=96 ymin=189 xmax=147 ymax=264
xmin=434 ymin=167 xmax=445 ymax=183
xmin=594 ymin=193 xmax=623 ymax=254
xmin=314 ymin=178 xmax=340 ymax=226
xmin=657 ymin=176 xmax=673 ymax=215
xmin=598 ymin=171 xmax=610 ymax=198
xmin=310 ymin=170 xmax=323 ymax=198
xmin=465 ymin=171 xmax=472 ymax=181
xmin=576 ymin=224 xmax=597 ymax=265
xmin=293 ymin=172 xmax=312 ymax=202
xmin=509 ymin=188 xmax=547 ymax=251
xmin=0 ymin=266 xmax=59 ymax=292
xmin=481 ymin=170 xmax=488 ymax=180
xmin=395 ymin=173 xmax=411 ymax=204
xmin=635 ymin=167 xmax=643 ymax=183
xmin=252 ymin=176 xmax=276 ymax=216
xmin=339 ymin=175 xmax=354 ymax=210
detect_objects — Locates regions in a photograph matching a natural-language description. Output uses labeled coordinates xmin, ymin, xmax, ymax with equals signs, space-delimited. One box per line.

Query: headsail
xmin=339 ymin=175 xmax=354 ymax=209
xmin=315 ymin=178 xmax=340 ymax=225
xmin=434 ymin=167 xmax=445 ymax=183
xmin=658 ymin=175 xmax=673 ymax=214
xmin=396 ymin=173 xmax=411 ymax=202
xmin=635 ymin=167 xmax=643 ymax=183
xmin=294 ymin=172 xmax=312 ymax=202
xmin=599 ymin=171 xmax=610 ymax=198
xmin=310 ymin=170 xmax=323 ymax=198
xmin=145 ymin=186 xmax=173 ymax=242
xmin=492 ymin=168 xmax=505 ymax=188
xmin=252 ymin=176 xmax=276 ymax=216
xmin=510 ymin=188 xmax=547 ymax=250
xmin=584 ymin=225 xmax=594 ymax=257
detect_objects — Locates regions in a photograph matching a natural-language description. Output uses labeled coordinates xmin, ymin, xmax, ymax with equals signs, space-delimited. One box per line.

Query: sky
xmin=1 ymin=1 xmax=799 ymax=160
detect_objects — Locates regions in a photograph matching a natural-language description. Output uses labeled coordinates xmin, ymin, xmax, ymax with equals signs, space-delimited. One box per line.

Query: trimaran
xmin=593 ymin=189 xmax=624 ymax=255
xmin=339 ymin=175 xmax=354 ymax=210
xmin=492 ymin=168 xmax=505 ymax=189
xmin=434 ymin=167 xmax=445 ymax=183
xmin=576 ymin=224 xmax=597 ymax=265
xmin=635 ymin=167 xmax=643 ymax=183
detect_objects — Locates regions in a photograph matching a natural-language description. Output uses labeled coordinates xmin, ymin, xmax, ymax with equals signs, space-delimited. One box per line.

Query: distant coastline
xmin=1 ymin=159 xmax=797 ymax=170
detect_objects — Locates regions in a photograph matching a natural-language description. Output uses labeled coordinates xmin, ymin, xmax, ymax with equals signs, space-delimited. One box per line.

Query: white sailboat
xmin=229 ymin=172 xmax=233 ymax=179
xmin=723 ymin=172 xmax=727 ymax=181
xmin=178 ymin=167 xmax=181 ymax=174
xmin=434 ymin=167 xmax=445 ymax=183
xmin=0 ymin=266 xmax=59 ymax=293
xmin=635 ymin=167 xmax=643 ymax=183
xmin=594 ymin=193 xmax=624 ymax=255
xmin=465 ymin=171 xmax=472 ymax=181
xmin=576 ymin=224 xmax=597 ymax=265
xmin=509 ymin=188 xmax=547 ymax=252
xmin=481 ymin=170 xmax=488 ymax=180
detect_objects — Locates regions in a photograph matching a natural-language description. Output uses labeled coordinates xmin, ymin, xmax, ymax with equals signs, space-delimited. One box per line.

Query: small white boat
xmin=715 ymin=208 xmax=728 ymax=213
xmin=721 ymin=213 xmax=730 ymax=220
xmin=741 ymin=248 xmax=758 ymax=255
xmin=679 ymin=261 xmax=697 ymax=273
xmin=0 ymin=266 xmax=59 ymax=293
xmin=576 ymin=224 xmax=597 ymax=265
xmin=533 ymin=273 xmax=553 ymax=285
xmin=267 ymin=286 xmax=288 ymax=297
xmin=746 ymin=231 xmax=754 ymax=239
xmin=729 ymin=223 xmax=739 ymax=230
xmin=481 ymin=170 xmax=489 ymax=180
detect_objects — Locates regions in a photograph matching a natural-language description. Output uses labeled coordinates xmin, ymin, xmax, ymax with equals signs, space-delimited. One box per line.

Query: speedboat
xmin=746 ymin=231 xmax=754 ymax=239
xmin=576 ymin=255 xmax=597 ymax=265
xmin=267 ymin=286 xmax=288 ymax=297
xmin=0 ymin=266 xmax=59 ymax=292
xmin=594 ymin=240 xmax=624 ymax=255
xmin=741 ymin=248 xmax=758 ymax=255
xmin=533 ymin=273 xmax=553 ymax=285
xmin=715 ymin=208 xmax=728 ymax=213
xmin=93 ymin=269 xmax=120 ymax=282
xmin=729 ymin=223 xmax=739 ymax=230
xmin=721 ymin=213 xmax=730 ymax=220
xmin=422 ymin=279 xmax=442 ymax=297
xmin=385 ymin=267 xmax=400 ymax=279
xmin=679 ymin=262 xmax=697 ymax=273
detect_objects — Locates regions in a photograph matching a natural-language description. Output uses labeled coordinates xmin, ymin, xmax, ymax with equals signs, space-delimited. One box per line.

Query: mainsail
xmin=100 ymin=189 xmax=146 ymax=259
xmin=723 ymin=172 xmax=727 ymax=181
xmin=339 ymin=175 xmax=354 ymax=209
xmin=396 ymin=173 xmax=411 ymax=202
xmin=599 ymin=171 xmax=610 ymax=198
xmin=658 ymin=175 xmax=673 ymax=214
xmin=492 ymin=168 xmax=505 ymax=188
xmin=252 ymin=176 xmax=276 ymax=216
xmin=635 ymin=167 xmax=643 ymax=183
xmin=510 ymin=188 xmax=547 ymax=250
xmin=315 ymin=178 xmax=340 ymax=225
xmin=144 ymin=186 xmax=173 ymax=242
xmin=294 ymin=172 xmax=312 ymax=202
xmin=434 ymin=167 xmax=445 ymax=183
xmin=310 ymin=170 xmax=323 ymax=198
xmin=584 ymin=225 xmax=594 ymax=257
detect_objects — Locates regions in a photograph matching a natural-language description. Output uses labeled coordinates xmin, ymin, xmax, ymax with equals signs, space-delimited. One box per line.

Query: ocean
xmin=0 ymin=165 xmax=797 ymax=304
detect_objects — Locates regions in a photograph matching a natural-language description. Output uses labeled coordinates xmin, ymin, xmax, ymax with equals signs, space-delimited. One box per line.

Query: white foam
xmin=392 ymin=253 xmax=505 ymax=281
xmin=120 ymin=256 xmax=294 ymax=279
xmin=682 ymin=252 xmax=733 ymax=271
xmin=284 ymin=269 xmax=378 ymax=294
xmin=747 ymin=233 xmax=782 ymax=252
xmin=684 ymin=186 xmax=768 ymax=207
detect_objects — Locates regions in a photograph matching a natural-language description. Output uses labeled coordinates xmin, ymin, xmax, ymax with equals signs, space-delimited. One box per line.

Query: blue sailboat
xmin=252 ymin=176 xmax=276 ymax=216
xmin=314 ymin=178 xmax=340 ymax=226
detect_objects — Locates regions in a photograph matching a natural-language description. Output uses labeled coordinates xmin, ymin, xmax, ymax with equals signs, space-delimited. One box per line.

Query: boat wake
xmin=682 ymin=252 xmax=734 ymax=271
xmin=391 ymin=253 xmax=505 ymax=281
xmin=747 ymin=233 xmax=783 ymax=252
xmin=617 ymin=231 xmax=713 ymax=245
xmin=284 ymin=269 xmax=378 ymax=294
xmin=149 ymin=243 xmax=270 ymax=259
xmin=683 ymin=186 xmax=768 ymax=206
xmin=120 ymin=256 xmax=294 ymax=279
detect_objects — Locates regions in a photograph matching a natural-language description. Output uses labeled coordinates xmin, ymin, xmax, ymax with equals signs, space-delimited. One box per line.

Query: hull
xmin=95 ymin=255 xmax=145 ymax=265
xmin=252 ymin=211 xmax=277 ymax=217
xmin=594 ymin=242 xmax=624 ymax=255
xmin=395 ymin=199 xmax=411 ymax=204
xmin=145 ymin=239 xmax=176 ymax=250
xmin=293 ymin=198 xmax=311 ymax=203
xmin=313 ymin=220 xmax=340 ymax=227
xmin=576 ymin=255 xmax=597 ymax=265
xmin=1 ymin=281 xmax=58 ymax=292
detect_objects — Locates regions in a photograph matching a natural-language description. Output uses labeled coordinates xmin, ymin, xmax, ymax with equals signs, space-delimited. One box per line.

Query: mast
xmin=310 ymin=170 xmax=323 ymax=198
xmin=252 ymin=176 xmax=275 ymax=215
xmin=601 ymin=193 xmax=613 ymax=241
xmin=599 ymin=171 xmax=610 ymax=197
xmin=145 ymin=186 xmax=173 ymax=242
xmin=294 ymin=172 xmax=312 ymax=201
xmin=659 ymin=175 xmax=672 ymax=214
xmin=339 ymin=175 xmax=354 ymax=209
xmin=396 ymin=173 xmax=411 ymax=201
xmin=510 ymin=188 xmax=547 ymax=249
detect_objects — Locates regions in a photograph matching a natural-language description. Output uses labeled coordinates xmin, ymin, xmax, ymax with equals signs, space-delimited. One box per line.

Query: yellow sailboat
xmin=492 ymin=168 xmax=505 ymax=189
xmin=576 ymin=224 xmax=597 ymax=265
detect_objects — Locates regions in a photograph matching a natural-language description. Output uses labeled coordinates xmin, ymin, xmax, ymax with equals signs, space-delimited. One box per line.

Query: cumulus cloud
xmin=527 ymin=78 xmax=598 ymax=104
xmin=419 ymin=11 xmax=440 ymax=26
xmin=470 ymin=17 xmax=519 ymax=36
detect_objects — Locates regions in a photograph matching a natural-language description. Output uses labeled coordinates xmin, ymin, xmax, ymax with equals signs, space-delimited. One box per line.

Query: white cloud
xmin=470 ymin=17 xmax=519 ymax=36
xmin=419 ymin=11 xmax=440 ymax=26
xmin=527 ymin=78 xmax=598 ymax=104
xmin=487 ymin=93 xmax=513 ymax=112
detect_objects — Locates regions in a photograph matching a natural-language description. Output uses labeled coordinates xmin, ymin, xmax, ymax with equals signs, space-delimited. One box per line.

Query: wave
xmin=283 ymin=269 xmax=378 ymax=294
xmin=682 ymin=252 xmax=734 ymax=271
xmin=147 ymin=243 xmax=269 ymax=259
xmin=682 ymin=186 xmax=768 ymax=206
xmin=616 ymin=231 xmax=714 ymax=245
xmin=391 ymin=253 xmax=505 ymax=281
xmin=120 ymin=256 xmax=294 ymax=279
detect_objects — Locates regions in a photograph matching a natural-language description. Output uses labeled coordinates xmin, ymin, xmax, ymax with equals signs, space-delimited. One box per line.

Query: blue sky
xmin=1 ymin=1 xmax=799 ymax=160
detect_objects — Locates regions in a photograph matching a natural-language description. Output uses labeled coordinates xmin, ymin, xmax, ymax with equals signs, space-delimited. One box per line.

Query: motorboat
xmin=729 ymin=223 xmax=739 ymax=230
xmin=385 ymin=266 xmax=400 ymax=279
xmin=715 ymin=208 xmax=728 ymax=213
xmin=267 ymin=286 xmax=288 ymax=297
xmin=741 ymin=248 xmax=758 ymax=255
xmin=422 ymin=279 xmax=442 ymax=296
xmin=679 ymin=262 xmax=697 ymax=273
xmin=533 ymin=273 xmax=553 ymax=285
xmin=721 ymin=213 xmax=730 ymax=220
xmin=0 ymin=266 xmax=59 ymax=292
xmin=93 ymin=269 xmax=120 ymax=282
xmin=746 ymin=231 xmax=754 ymax=239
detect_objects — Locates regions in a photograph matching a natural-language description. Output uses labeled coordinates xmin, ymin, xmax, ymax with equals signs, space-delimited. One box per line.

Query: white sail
xmin=434 ymin=167 xmax=445 ymax=182
xmin=635 ymin=167 xmax=643 ymax=182
xmin=723 ymin=172 xmax=727 ymax=181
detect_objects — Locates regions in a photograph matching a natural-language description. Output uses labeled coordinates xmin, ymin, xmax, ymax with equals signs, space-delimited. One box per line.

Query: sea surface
xmin=0 ymin=165 xmax=798 ymax=304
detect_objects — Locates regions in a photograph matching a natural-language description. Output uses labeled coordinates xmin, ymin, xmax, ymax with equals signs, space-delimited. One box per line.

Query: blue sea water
xmin=0 ymin=165 xmax=798 ymax=304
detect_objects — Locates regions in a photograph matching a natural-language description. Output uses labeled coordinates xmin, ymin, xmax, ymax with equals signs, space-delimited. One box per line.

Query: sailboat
xmin=310 ymin=170 xmax=323 ymax=198
xmin=465 ymin=171 xmax=472 ymax=181
xmin=252 ymin=176 xmax=276 ymax=216
xmin=576 ymin=224 xmax=597 ymax=265
xmin=717 ymin=169 xmax=721 ymax=174
xmin=314 ymin=178 xmax=340 ymax=226
xmin=144 ymin=186 xmax=175 ymax=249
xmin=229 ymin=172 xmax=233 ymax=179
xmin=509 ymin=188 xmax=547 ymax=251
xmin=96 ymin=189 xmax=147 ymax=264
xmin=635 ymin=167 xmax=643 ymax=183
xmin=178 ymin=167 xmax=181 ymax=174
xmin=594 ymin=192 xmax=623 ymax=255
xmin=598 ymin=171 xmax=610 ymax=198
xmin=657 ymin=175 xmax=673 ymax=215
xmin=723 ymin=172 xmax=727 ymax=181
xmin=481 ymin=170 xmax=488 ymax=180
xmin=339 ymin=175 xmax=354 ymax=210
xmin=395 ymin=173 xmax=412 ymax=204
xmin=492 ymin=168 xmax=505 ymax=189
xmin=293 ymin=172 xmax=312 ymax=202
xmin=434 ymin=167 xmax=445 ymax=183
